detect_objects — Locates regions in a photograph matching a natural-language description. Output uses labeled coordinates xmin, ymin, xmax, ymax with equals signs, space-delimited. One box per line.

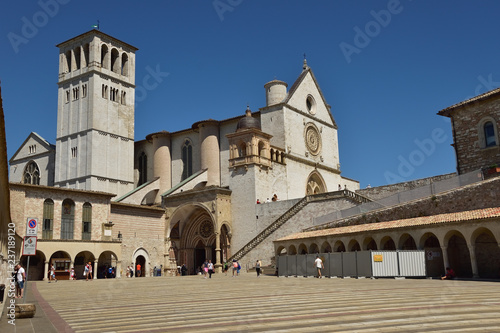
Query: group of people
xmin=256 ymin=194 xmax=278 ymax=204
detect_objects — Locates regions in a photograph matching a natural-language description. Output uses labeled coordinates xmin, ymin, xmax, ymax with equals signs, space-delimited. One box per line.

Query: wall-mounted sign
xmin=373 ymin=254 xmax=383 ymax=262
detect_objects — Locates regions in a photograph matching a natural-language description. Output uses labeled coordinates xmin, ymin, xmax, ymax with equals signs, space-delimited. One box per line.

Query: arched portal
xmin=74 ymin=251 xmax=95 ymax=280
xmin=21 ymin=250 xmax=46 ymax=281
xmin=306 ymin=171 xmax=326 ymax=195
xmin=169 ymin=204 xmax=218 ymax=275
xmin=473 ymin=228 xmax=500 ymax=278
xmin=133 ymin=248 xmax=149 ymax=277
xmin=446 ymin=233 xmax=472 ymax=278
xmin=98 ymin=251 xmax=118 ymax=279
xmin=49 ymin=251 xmax=71 ymax=280
xmin=421 ymin=233 xmax=443 ymax=277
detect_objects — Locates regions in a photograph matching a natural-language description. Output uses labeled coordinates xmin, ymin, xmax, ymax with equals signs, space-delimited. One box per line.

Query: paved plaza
xmin=2 ymin=273 xmax=500 ymax=332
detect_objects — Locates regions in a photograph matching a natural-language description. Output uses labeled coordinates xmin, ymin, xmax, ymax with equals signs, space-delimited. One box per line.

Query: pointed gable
xmin=284 ymin=68 xmax=337 ymax=128
xmin=9 ymin=132 xmax=55 ymax=163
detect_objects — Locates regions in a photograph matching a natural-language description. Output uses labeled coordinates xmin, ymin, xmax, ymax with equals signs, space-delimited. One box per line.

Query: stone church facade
xmin=9 ymin=30 xmax=359 ymax=277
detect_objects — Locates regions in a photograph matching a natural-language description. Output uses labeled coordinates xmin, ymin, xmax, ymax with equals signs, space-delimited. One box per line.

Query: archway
xmin=421 ymin=233 xmax=443 ymax=277
xmin=306 ymin=171 xmax=327 ymax=195
xmin=334 ymin=241 xmax=345 ymax=252
xmin=399 ymin=233 xmax=417 ymax=250
xmin=288 ymin=245 xmax=297 ymax=255
xmin=320 ymin=241 xmax=332 ymax=253
xmin=381 ymin=236 xmax=396 ymax=250
xmin=133 ymin=248 xmax=149 ymax=277
xmin=473 ymin=228 xmax=500 ymax=278
xmin=298 ymin=244 xmax=308 ymax=255
xmin=21 ymin=250 xmax=46 ymax=281
xmin=348 ymin=240 xmax=361 ymax=252
xmin=363 ymin=238 xmax=377 ymax=251
xmin=446 ymin=233 xmax=472 ymax=278
xmin=309 ymin=243 xmax=319 ymax=254
xmin=98 ymin=251 xmax=118 ymax=279
xmin=74 ymin=251 xmax=95 ymax=280
xmin=49 ymin=251 xmax=71 ymax=280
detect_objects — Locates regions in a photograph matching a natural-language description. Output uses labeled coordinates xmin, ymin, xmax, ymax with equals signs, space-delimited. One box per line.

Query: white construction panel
xmin=371 ymin=251 xmax=399 ymax=277
xmin=399 ymin=251 xmax=426 ymax=276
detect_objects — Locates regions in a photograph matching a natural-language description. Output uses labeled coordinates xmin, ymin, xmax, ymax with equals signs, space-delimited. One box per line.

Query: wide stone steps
xmin=32 ymin=275 xmax=500 ymax=332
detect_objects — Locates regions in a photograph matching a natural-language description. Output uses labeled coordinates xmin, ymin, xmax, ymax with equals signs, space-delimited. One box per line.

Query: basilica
xmin=8 ymin=29 xmax=358 ymax=278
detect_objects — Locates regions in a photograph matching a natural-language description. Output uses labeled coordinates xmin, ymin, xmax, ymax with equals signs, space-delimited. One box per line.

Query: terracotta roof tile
xmin=276 ymin=207 xmax=500 ymax=242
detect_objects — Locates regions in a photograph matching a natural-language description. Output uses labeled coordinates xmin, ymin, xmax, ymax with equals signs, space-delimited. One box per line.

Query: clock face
xmin=200 ymin=220 xmax=213 ymax=238
xmin=305 ymin=123 xmax=321 ymax=156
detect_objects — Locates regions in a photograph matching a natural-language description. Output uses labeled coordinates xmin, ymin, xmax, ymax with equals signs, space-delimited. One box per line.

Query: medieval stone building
xmin=8 ymin=30 xmax=359 ymax=278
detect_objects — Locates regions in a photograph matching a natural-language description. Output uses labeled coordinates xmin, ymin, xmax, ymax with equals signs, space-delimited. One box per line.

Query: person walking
xmin=49 ymin=263 xmax=57 ymax=283
xmin=202 ymin=260 xmax=209 ymax=279
xmin=256 ymin=260 xmax=262 ymax=277
xmin=314 ymin=255 xmax=324 ymax=278
xmin=86 ymin=262 xmax=93 ymax=281
xmin=136 ymin=263 xmax=141 ymax=277
xmin=232 ymin=260 xmax=238 ymax=277
xmin=207 ymin=260 xmax=214 ymax=279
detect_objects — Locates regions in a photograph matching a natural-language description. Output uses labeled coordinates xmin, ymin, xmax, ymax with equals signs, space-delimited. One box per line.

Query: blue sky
xmin=1 ymin=1 xmax=500 ymax=188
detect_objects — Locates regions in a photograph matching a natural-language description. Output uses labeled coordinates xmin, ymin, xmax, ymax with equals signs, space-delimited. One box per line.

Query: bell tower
xmin=54 ymin=30 xmax=138 ymax=197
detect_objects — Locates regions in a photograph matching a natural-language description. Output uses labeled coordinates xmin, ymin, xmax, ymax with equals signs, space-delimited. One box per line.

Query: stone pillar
xmin=468 ymin=245 xmax=479 ymax=278
xmin=43 ymin=261 xmax=49 ymax=281
xmin=93 ymin=260 xmax=98 ymax=280
xmin=441 ymin=246 xmax=449 ymax=273
xmin=196 ymin=120 xmax=220 ymax=186
xmin=151 ymin=131 xmax=171 ymax=203
xmin=215 ymin=231 xmax=222 ymax=273
xmin=116 ymin=260 xmax=121 ymax=278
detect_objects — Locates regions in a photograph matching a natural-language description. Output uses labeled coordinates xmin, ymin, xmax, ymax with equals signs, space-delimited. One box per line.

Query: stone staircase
xmin=227 ymin=190 xmax=371 ymax=263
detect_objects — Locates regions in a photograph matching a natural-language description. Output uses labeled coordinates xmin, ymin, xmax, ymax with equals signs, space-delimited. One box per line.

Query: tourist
xmin=223 ymin=262 xmax=228 ymax=276
xmin=256 ymin=199 xmax=261 ymax=204
xmin=49 ymin=263 xmax=57 ymax=283
xmin=136 ymin=263 xmax=141 ymax=277
xmin=86 ymin=262 xmax=93 ymax=281
xmin=16 ymin=264 xmax=25 ymax=298
xmin=272 ymin=194 xmax=278 ymax=201
xmin=203 ymin=260 xmax=209 ymax=279
xmin=70 ymin=267 xmax=76 ymax=280
xmin=265 ymin=198 xmax=271 ymax=203
xmin=181 ymin=264 xmax=187 ymax=276
xmin=314 ymin=255 xmax=324 ymax=278
xmin=441 ymin=267 xmax=456 ymax=280
xmin=126 ymin=266 xmax=130 ymax=277
xmin=208 ymin=260 xmax=214 ymax=279
xmin=256 ymin=260 xmax=262 ymax=277
xmin=232 ymin=260 xmax=238 ymax=277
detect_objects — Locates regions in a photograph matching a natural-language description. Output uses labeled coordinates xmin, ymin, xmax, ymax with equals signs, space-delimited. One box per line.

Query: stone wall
xmin=310 ymin=176 xmax=500 ymax=231
xmin=356 ymin=173 xmax=456 ymax=201
xmin=109 ymin=202 xmax=165 ymax=276
xmin=239 ymin=196 xmax=358 ymax=268
xmin=443 ymin=96 xmax=500 ymax=174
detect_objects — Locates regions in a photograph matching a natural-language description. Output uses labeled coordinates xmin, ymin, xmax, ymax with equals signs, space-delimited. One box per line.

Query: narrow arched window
xmin=82 ymin=43 xmax=90 ymax=67
xmin=121 ymin=53 xmax=129 ymax=76
xmin=182 ymin=140 xmax=193 ymax=180
xmin=138 ymin=152 xmax=147 ymax=186
xmin=61 ymin=199 xmax=75 ymax=240
xmin=23 ymin=161 xmax=40 ymax=185
xmin=111 ymin=48 xmax=120 ymax=73
xmin=101 ymin=44 xmax=109 ymax=69
xmin=74 ymin=46 xmax=81 ymax=70
xmin=484 ymin=121 xmax=496 ymax=147
xmin=82 ymin=202 xmax=92 ymax=240
xmin=42 ymin=199 xmax=54 ymax=240
xmin=65 ymin=50 xmax=72 ymax=72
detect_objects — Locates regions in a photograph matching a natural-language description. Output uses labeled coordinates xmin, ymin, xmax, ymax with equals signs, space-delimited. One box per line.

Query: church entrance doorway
xmin=136 ymin=255 xmax=145 ymax=277
xmin=194 ymin=241 xmax=205 ymax=274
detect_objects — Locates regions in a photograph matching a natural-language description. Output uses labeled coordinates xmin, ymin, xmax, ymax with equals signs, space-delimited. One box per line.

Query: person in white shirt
xmin=16 ymin=264 xmax=26 ymax=298
xmin=314 ymin=256 xmax=324 ymax=278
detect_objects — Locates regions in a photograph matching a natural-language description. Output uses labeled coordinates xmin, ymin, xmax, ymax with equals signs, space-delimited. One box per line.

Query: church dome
xmin=236 ymin=106 xmax=261 ymax=131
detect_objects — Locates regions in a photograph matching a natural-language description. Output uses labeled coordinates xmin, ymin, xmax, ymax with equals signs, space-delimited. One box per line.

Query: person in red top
xmin=441 ymin=267 xmax=456 ymax=280
xmin=136 ymin=263 xmax=141 ymax=277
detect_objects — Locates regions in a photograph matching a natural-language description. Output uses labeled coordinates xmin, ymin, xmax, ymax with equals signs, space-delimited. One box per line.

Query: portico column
xmin=93 ymin=260 xmax=98 ymax=279
xmin=116 ymin=260 xmax=121 ymax=278
xmin=43 ymin=260 xmax=49 ymax=281
xmin=440 ymin=246 xmax=449 ymax=273
xmin=215 ymin=231 xmax=222 ymax=273
xmin=468 ymin=245 xmax=479 ymax=278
